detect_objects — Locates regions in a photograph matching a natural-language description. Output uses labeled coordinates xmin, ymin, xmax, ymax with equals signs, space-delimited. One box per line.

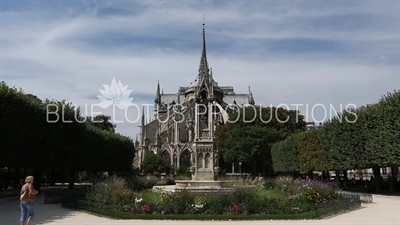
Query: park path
xmin=0 ymin=194 xmax=398 ymax=225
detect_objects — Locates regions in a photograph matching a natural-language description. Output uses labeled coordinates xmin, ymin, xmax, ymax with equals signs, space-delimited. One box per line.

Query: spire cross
xmin=199 ymin=15 xmax=208 ymax=74
xmin=202 ymin=18 xmax=206 ymax=56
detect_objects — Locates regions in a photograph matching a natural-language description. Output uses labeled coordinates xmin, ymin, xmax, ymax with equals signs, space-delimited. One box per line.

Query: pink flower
xmin=141 ymin=205 xmax=151 ymax=212
xmin=230 ymin=204 xmax=241 ymax=212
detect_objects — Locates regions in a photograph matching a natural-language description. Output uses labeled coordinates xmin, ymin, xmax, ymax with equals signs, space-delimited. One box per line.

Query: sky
xmin=1 ymin=0 xmax=399 ymax=140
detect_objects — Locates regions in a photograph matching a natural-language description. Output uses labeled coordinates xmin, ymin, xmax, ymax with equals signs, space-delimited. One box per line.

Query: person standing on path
xmin=19 ymin=176 xmax=38 ymax=225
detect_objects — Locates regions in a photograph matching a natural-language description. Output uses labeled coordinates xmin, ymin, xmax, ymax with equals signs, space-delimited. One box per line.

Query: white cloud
xmin=1 ymin=1 xmax=398 ymax=138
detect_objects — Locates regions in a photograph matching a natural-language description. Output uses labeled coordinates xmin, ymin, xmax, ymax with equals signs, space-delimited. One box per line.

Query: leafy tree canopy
xmin=215 ymin=105 xmax=305 ymax=173
xmin=141 ymin=153 xmax=165 ymax=174
xmin=86 ymin=115 xmax=116 ymax=132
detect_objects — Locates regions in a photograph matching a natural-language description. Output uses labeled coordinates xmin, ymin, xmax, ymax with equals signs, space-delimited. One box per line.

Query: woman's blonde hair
xmin=25 ymin=176 xmax=34 ymax=183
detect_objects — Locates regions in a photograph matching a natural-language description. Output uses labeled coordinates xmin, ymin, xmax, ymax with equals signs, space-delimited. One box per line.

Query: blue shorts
xmin=20 ymin=201 xmax=35 ymax=222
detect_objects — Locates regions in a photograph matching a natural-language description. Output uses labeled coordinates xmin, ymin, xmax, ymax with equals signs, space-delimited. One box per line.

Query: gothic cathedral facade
xmin=134 ymin=24 xmax=255 ymax=175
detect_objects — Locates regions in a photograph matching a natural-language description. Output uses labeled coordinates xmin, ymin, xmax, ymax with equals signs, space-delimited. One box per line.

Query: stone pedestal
xmin=152 ymin=167 xmax=232 ymax=193
xmin=153 ymin=180 xmax=232 ymax=193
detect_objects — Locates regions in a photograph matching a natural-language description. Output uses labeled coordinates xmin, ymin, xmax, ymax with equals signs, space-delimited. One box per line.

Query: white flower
xmin=97 ymin=78 xmax=134 ymax=109
xmin=135 ymin=198 xmax=143 ymax=203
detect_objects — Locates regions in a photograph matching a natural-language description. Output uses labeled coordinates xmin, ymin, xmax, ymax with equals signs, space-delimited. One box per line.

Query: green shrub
xmin=166 ymin=177 xmax=175 ymax=185
xmin=141 ymin=153 xmax=165 ymax=174
xmin=155 ymin=190 xmax=174 ymax=214
xmin=110 ymin=187 xmax=136 ymax=206
xmin=127 ymin=176 xmax=160 ymax=191
xmin=296 ymin=181 xmax=340 ymax=205
xmin=263 ymin=176 xmax=341 ymax=208
xmin=273 ymin=176 xmax=294 ymax=193
xmin=86 ymin=175 xmax=128 ymax=204
xmin=232 ymin=187 xmax=262 ymax=214
xmin=175 ymin=174 xmax=191 ymax=180
xmin=263 ymin=179 xmax=275 ymax=189
xmin=173 ymin=190 xmax=196 ymax=214
xmin=203 ymin=191 xmax=233 ymax=214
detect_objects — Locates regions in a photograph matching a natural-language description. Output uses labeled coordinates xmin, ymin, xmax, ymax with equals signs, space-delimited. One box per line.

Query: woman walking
xmin=20 ymin=176 xmax=38 ymax=225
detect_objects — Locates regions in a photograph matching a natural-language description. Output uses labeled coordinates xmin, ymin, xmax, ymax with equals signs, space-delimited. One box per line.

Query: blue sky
xmin=1 ymin=0 xmax=399 ymax=139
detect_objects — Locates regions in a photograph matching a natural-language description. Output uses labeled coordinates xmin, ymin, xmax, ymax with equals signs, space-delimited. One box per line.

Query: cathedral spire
xmin=198 ymin=21 xmax=209 ymax=76
xmin=141 ymin=106 xmax=145 ymax=125
xmin=154 ymin=81 xmax=161 ymax=104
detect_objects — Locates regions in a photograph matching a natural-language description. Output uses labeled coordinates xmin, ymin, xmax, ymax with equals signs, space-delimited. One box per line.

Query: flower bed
xmin=63 ymin=175 xmax=361 ymax=219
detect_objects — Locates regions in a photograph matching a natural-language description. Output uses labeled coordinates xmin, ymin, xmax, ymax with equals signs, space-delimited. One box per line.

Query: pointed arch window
xmin=162 ymin=150 xmax=171 ymax=168
xmin=180 ymin=150 xmax=191 ymax=168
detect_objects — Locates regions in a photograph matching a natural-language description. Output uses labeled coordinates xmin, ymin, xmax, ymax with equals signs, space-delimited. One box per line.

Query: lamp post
xmin=239 ymin=162 xmax=242 ymax=179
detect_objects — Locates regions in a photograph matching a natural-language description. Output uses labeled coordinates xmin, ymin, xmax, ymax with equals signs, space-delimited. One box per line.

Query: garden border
xmin=60 ymin=192 xmax=361 ymax=220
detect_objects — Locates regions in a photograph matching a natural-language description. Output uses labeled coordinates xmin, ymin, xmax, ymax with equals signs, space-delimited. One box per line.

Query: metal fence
xmin=337 ymin=191 xmax=373 ymax=203
xmin=314 ymin=195 xmax=361 ymax=218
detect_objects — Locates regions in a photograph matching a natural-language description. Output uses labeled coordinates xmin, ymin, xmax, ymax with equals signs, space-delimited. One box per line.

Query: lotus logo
xmin=97 ymin=78 xmax=134 ymax=109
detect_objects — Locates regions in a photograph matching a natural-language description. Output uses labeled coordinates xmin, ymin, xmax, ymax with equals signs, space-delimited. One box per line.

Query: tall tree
xmin=86 ymin=115 xmax=116 ymax=132
xmin=0 ymin=82 xmax=135 ymax=189
xmin=215 ymin=105 xmax=305 ymax=174
xmin=271 ymin=132 xmax=304 ymax=174
xmin=298 ymin=129 xmax=325 ymax=172
xmin=141 ymin=153 xmax=165 ymax=174
xmin=321 ymin=90 xmax=400 ymax=193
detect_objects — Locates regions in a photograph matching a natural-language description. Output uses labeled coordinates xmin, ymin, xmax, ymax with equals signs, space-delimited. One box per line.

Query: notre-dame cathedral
xmin=134 ymin=24 xmax=255 ymax=173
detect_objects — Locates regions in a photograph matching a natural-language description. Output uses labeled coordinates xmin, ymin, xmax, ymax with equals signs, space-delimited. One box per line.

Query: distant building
xmin=134 ymin=24 xmax=255 ymax=173
xmin=349 ymin=167 xmax=400 ymax=180
xmin=305 ymin=122 xmax=323 ymax=131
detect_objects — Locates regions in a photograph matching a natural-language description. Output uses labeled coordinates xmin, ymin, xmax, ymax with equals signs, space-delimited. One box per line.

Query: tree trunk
xmin=253 ymin=163 xmax=257 ymax=175
xmin=335 ymin=170 xmax=341 ymax=185
xmin=14 ymin=167 xmax=21 ymax=185
xmin=68 ymin=170 xmax=75 ymax=189
xmin=308 ymin=171 xmax=314 ymax=180
xmin=292 ymin=171 xmax=298 ymax=179
xmin=322 ymin=170 xmax=327 ymax=181
xmin=343 ymin=170 xmax=348 ymax=181
xmin=259 ymin=154 xmax=267 ymax=175
xmin=391 ymin=167 xmax=398 ymax=176
xmin=49 ymin=168 xmax=56 ymax=186
xmin=372 ymin=167 xmax=382 ymax=194
xmin=33 ymin=168 xmax=42 ymax=191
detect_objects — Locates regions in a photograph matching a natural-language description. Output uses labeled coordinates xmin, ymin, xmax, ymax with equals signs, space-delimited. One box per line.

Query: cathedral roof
xmin=223 ymin=94 xmax=252 ymax=106
xmin=160 ymin=94 xmax=185 ymax=105
xmin=159 ymin=93 xmax=251 ymax=106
